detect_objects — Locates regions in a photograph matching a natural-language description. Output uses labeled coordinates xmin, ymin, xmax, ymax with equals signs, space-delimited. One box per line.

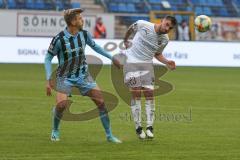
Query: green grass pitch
xmin=0 ymin=64 xmax=239 ymax=160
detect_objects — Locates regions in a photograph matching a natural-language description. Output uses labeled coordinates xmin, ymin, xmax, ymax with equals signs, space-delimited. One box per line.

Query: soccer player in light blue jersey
xmin=44 ymin=8 xmax=121 ymax=143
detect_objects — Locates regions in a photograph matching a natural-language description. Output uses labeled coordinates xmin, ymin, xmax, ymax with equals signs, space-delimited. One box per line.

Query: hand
xmin=112 ymin=57 xmax=122 ymax=69
xmin=124 ymin=40 xmax=131 ymax=49
xmin=46 ymin=80 xmax=54 ymax=96
xmin=166 ymin=60 xmax=176 ymax=70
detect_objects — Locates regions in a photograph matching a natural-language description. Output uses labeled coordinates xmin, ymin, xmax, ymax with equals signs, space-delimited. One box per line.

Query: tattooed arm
xmin=123 ymin=22 xmax=138 ymax=49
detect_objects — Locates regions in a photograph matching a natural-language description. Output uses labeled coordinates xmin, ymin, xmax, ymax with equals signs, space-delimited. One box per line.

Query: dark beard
xmin=78 ymin=25 xmax=83 ymax=31
xmin=158 ymin=29 xmax=166 ymax=35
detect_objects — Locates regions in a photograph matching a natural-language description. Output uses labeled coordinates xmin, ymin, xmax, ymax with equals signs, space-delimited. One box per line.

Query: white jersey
xmin=125 ymin=20 xmax=169 ymax=63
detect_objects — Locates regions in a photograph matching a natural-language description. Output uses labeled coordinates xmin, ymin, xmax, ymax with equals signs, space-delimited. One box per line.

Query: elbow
xmin=44 ymin=53 xmax=53 ymax=64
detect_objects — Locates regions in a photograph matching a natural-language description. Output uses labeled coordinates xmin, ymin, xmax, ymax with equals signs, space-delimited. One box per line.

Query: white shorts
xmin=118 ymin=50 xmax=154 ymax=90
xmin=123 ymin=62 xmax=154 ymax=90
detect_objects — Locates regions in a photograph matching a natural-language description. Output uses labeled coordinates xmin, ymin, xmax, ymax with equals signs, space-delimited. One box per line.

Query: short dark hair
xmin=63 ymin=8 xmax=84 ymax=26
xmin=164 ymin=15 xmax=178 ymax=27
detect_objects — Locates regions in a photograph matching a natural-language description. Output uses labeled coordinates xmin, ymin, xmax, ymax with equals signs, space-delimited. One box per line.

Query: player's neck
xmin=67 ymin=26 xmax=79 ymax=36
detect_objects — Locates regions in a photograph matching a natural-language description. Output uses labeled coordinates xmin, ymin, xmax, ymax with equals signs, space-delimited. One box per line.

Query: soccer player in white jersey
xmin=123 ymin=15 xmax=177 ymax=139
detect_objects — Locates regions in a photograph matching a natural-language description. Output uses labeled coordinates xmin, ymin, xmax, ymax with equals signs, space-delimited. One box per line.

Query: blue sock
xmin=52 ymin=107 xmax=62 ymax=131
xmin=99 ymin=108 xmax=112 ymax=137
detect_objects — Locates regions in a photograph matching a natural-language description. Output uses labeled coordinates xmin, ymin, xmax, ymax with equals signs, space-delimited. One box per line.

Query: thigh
xmin=130 ymin=87 xmax=142 ymax=99
xmin=86 ymin=86 xmax=105 ymax=108
xmin=142 ymin=87 xmax=154 ymax=100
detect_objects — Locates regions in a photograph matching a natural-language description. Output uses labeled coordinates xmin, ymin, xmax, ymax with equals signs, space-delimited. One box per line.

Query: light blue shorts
xmin=56 ymin=73 xmax=96 ymax=96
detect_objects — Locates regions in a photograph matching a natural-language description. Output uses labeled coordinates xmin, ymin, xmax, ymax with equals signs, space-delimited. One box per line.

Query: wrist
xmin=161 ymin=59 xmax=169 ymax=65
xmin=165 ymin=59 xmax=170 ymax=64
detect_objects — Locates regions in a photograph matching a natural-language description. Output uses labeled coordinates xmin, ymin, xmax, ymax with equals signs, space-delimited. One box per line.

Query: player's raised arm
xmin=85 ymin=31 xmax=121 ymax=69
xmin=123 ymin=21 xmax=139 ymax=49
xmin=155 ymin=53 xmax=176 ymax=70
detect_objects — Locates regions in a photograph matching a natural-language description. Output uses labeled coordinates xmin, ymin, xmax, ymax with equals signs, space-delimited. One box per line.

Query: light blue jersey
xmin=44 ymin=28 xmax=112 ymax=95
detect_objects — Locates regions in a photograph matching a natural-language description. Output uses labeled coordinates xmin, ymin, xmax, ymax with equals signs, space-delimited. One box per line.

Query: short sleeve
xmin=48 ymin=36 xmax=60 ymax=56
xmin=133 ymin=20 xmax=149 ymax=31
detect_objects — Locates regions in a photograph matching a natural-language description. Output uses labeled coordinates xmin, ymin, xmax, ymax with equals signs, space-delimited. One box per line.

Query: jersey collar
xmin=64 ymin=27 xmax=78 ymax=38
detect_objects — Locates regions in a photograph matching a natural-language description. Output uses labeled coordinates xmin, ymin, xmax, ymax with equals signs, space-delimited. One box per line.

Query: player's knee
xmin=143 ymin=90 xmax=154 ymax=99
xmin=131 ymin=90 xmax=141 ymax=99
xmin=96 ymin=101 xmax=105 ymax=108
xmin=145 ymin=96 xmax=154 ymax=100
xmin=56 ymin=100 xmax=69 ymax=110
xmin=94 ymin=98 xmax=105 ymax=108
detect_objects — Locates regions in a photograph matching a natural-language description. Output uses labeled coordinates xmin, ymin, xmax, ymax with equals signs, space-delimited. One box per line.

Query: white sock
xmin=145 ymin=99 xmax=155 ymax=127
xmin=130 ymin=99 xmax=141 ymax=129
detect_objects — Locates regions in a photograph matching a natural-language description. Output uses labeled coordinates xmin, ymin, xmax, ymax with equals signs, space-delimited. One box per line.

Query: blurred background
xmin=0 ymin=0 xmax=239 ymax=41
xmin=0 ymin=0 xmax=239 ymax=66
